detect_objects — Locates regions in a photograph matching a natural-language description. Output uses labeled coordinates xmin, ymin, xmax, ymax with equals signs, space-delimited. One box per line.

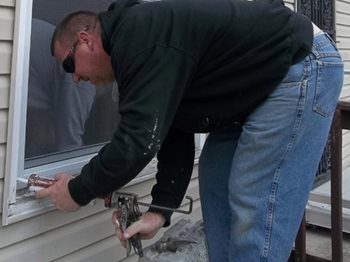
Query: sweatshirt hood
xmin=98 ymin=0 xmax=141 ymax=54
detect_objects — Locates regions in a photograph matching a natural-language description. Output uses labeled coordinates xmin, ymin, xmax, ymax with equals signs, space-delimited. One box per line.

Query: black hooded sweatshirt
xmin=68 ymin=0 xmax=313 ymax=225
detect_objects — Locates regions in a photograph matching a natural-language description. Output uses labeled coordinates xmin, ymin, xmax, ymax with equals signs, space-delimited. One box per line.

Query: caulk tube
xmin=19 ymin=174 xmax=97 ymax=206
xmin=17 ymin=174 xmax=56 ymax=192
xmin=27 ymin=174 xmax=56 ymax=188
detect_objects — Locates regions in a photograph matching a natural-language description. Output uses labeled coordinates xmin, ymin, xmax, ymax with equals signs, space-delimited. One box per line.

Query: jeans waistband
xmin=310 ymin=30 xmax=341 ymax=60
xmin=314 ymin=30 xmax=325 ymax=37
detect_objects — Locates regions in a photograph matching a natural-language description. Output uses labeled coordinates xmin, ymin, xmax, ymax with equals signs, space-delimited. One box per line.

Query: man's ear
xmin=78 ymin=30 xmax=89 ymax=41
xmin=78 ymin=31 xmax=94 ymax=51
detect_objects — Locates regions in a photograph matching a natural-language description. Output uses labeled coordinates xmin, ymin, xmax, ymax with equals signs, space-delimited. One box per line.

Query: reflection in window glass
xmin=25 ymin=0 xmax=119 ymax=168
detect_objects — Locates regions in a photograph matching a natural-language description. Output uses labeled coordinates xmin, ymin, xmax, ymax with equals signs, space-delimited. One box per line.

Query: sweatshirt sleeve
xmin=68 ymin=46 xmax=197 ymax=206
xmin=149 ymin=127 xmax=195 ymax=226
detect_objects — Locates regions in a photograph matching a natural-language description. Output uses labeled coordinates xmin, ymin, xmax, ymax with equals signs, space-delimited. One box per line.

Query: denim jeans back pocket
xmin=313 ymin=59 xmax=344 ymax=117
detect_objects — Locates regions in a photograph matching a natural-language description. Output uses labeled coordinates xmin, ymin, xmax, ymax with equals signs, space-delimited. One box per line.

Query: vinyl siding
xmin=0 ymin=0 xmax=14 ymax=8
xmin=0 ymin=6 xmax=14 ymax=40
xmin=0 ymin=1 xmax=13 ymax=217
xmin=0 ymin=145 xmax=5 ymax=179
xmin=336 ymin=0 xmax=350 ymax=169
xmin=337 ymin=0 xmax=350 ymax=97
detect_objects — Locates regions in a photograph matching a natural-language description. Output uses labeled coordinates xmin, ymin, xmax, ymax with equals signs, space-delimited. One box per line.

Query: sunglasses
xmin=62 ymin=39 xmax=79 ymax=73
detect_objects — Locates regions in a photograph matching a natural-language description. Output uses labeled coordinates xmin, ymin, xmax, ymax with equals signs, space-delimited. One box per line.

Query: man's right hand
xmin=112 ymin=211 xmax=166 ymax=248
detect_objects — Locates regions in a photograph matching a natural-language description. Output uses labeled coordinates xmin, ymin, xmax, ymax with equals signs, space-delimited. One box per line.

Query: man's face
xmin=54 ymin=34 xmax=115 ymax=88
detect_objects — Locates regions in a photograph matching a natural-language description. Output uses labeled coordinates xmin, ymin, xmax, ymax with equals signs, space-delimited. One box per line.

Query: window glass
xmin=25 ymin=0 xmax=118 ymax=168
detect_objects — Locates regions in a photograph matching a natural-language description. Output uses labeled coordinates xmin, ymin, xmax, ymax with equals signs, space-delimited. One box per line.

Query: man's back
xmin=99 ymin=0 xmax=313 ymax=132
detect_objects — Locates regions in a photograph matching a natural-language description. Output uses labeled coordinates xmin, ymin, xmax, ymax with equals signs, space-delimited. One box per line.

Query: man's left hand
xmin=112 ymin=211 xmax=165 ymax=248
xmin=35 ymin=173 xmax=80 ymax=212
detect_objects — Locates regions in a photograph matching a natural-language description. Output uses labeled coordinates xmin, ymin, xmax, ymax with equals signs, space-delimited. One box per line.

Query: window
xmin=3 ymin=0 xmax=205 ymax=225
xmin=24 ymin=0 xmax=119 ymax=179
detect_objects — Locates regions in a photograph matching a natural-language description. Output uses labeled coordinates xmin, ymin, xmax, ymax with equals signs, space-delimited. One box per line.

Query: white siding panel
xmin=337 ymin=24 xmax=350 ymax=37
xmin=0 ymin=210 xmax=116 ymax=262
xmin=343 ymin=131 xmax=350 ymax=170
xmin=337 ymin=12 xmax=350 ymax=26
xmin=0 ymin=110 xmax=7 ymax=143
xmin=344 ymin=157 xmax=350 ymax=171
xmin=336 ymin=37 xmax=350 ymax=50
xmin=0 ymin=202 xmax=107 ymax=249
xmin=55 ymin=235 xmax=126 ymax=262
xmin=344 ymin=153 xmax=350 ymax=170
xmin=343 ymin=144 xmax=350 ymax=167
xmin=0 ymin=75 xmax=9 ymax=109
xmin=0 ymin=0 xmax=15 ymax=7
xmin=344 ymin=139 xmax=350 ymax=156
xmin=0 ymin=179 xmax=3 ymax=212
xmin=340 ymin=85 xmax=350 ymax=99
xmin=342 ymin=73 xmax=350 ymax=87
xmin=0 ymin=144 xmax=5 ymax=179
xmin=343 ymin=131 xmax=350 ymax=150
xmin=337 ymin=0 xmax=350 ymax=173
xmin=337 ymin=0 xmax=350 ymax=177
xmin=340 ymin=48 xmax=350 ymax=61
xmin=0 ymin=41 xmax=12 ymax=74
xmin=337 ymin=1 xmax=350 ymax=15
xmin=0 ymin=7 xmax=14 ymax=40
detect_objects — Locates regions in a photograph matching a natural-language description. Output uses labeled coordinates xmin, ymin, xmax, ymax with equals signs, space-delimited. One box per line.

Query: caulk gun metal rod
xmin=17 ymin=177 xmax=29 ymax=184
xmin=138 ymin=196 xmax=193 ymax=214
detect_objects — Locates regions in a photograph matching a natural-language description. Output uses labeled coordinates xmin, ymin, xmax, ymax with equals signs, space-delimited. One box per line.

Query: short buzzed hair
xmin=51 ymin=11 xmax=98 ymax=56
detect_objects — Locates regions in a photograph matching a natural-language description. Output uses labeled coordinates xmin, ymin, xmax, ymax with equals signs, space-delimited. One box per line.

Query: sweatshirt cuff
xmin=68 ymin=176 xmax=95 ymax=206
xmin=148 ymin=206 xmax=172 ymax=227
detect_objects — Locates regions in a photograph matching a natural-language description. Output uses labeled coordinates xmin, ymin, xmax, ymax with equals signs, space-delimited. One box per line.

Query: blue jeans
xmin=198 ymin=32 xmax=344 ymax=262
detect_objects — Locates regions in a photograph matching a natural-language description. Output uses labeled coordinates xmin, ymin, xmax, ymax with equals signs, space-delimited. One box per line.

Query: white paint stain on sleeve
xmin=144 ymin=111 xmax=161 ymax=155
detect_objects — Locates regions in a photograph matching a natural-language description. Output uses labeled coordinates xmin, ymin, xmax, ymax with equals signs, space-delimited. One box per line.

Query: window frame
xmin=2 ymin=0 xmax=106 ymax=225
xmin=2 ymin=0 xmax=205 ymax=225
xmin=3 ymin=0 xmax=33 ymax=225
